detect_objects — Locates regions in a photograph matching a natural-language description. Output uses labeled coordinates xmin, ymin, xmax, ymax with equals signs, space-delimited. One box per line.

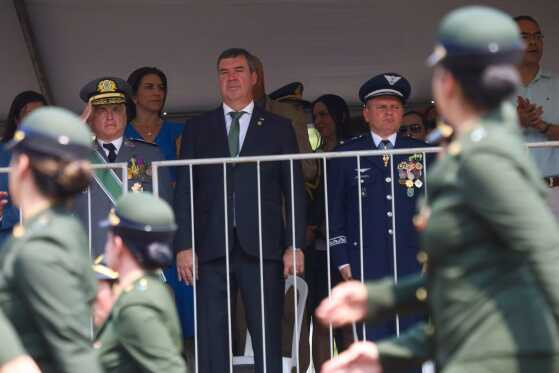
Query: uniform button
xmin=360 ymin=179 xmax=365 ymax=183
xmin=386 ymin=195 xmax=392 ymax=200
xmin=385 ymin=177 xmax=392 ymax=183
xmin=416 ymin=287 xmax=428 ymax=301
xmin=387 ymin=211 xmax=393 ymax=217
xmin=388 ymin=229 xmax=393 ymax=235
xmin=417 ymin=251 xmax=428 ymax=264
xmin=353 ymin=242 xmax=358 ymax=246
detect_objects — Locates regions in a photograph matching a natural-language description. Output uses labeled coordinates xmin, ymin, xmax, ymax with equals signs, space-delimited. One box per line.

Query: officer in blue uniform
xmin=327 ymin=73 xmax=430 ymax=341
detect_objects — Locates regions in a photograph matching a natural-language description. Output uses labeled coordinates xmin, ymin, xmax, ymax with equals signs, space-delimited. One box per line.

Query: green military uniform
xmin=362 ymin=7 xmax=559 ymax=373
xmin=0 ymin=107 xmax=103 ymax=372
xmin=95 ymin=192 xmax=186 ymax=373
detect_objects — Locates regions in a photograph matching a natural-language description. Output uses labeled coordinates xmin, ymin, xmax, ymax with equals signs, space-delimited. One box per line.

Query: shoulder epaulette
xmin=338 ymin=134 xmax=366 ymax=146
xmin=125 ymin=138 xmax=158 ymax=147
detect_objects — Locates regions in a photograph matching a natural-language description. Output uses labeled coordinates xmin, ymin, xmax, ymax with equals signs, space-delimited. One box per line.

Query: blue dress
xmin=124 ymin=120 xmax=184 ymax=181
xmin=125 ymin=120 xmax=194 ymax=339
xmin=0 ymin=145 xmax=19 ymax=248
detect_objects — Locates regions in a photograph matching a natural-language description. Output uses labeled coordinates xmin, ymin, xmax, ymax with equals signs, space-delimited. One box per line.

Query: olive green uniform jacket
xmin=0 ymin=206 xmax=102 ymax=372
xmin=365 ymin=103 xmax=559 ymax=373
xmin=95 ymin=272 xmax=186 ymax=373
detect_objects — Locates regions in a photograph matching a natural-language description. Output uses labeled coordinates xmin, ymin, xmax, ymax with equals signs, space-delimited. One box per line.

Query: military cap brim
xmin=269 ymin=82 xmax=304 ymax=101
xmin=99 ymin=207 xmax=177 ymax=233
xmin=80 ymin=77 xmax=132 ymax=106
xmin=7 ymin=107 xmax=93 ymax=159
xmin=427 ymin=6 xmax=524 ymax=68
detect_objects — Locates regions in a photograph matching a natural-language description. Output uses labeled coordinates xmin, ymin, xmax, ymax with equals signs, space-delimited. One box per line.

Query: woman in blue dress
xmin=0 ymin=91 xmax=47 ymax=246
xmin=125 ymin=66 xmax=194 ymax=368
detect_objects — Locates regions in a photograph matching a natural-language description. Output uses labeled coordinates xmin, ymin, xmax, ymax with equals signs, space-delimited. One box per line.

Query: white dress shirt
xmin=97 ymin=137 xmax=123 ymax=158
xmin=223 ymin=101 xmax=254 ymax=154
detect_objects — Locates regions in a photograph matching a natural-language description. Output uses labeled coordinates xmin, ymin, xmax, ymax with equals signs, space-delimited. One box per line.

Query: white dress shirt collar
xmin=223 ymin=101 xmax=255 ymax=117
xmin=370 ymin=131 xmax=397 ymax=148
xmin=97 ymin=136 xmax=124 ymax=156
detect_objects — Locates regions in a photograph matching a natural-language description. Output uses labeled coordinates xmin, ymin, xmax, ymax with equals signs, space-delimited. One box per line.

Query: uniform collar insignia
xmin=384 ymin=75 xmax=402 ymax=86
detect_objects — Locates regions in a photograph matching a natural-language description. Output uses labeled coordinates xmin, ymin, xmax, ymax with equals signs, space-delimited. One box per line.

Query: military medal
xmin=407 ymin=187 xmax=415 ymax=197
xmin=415 ymin=179 xmax=423 ymax=188
xmin=383 ymin=153 xmax=389 ymax=167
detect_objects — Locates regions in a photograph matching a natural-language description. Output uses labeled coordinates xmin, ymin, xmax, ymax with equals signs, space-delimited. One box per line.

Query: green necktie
xmin=228 ymin=111 xmax=245 ymax=157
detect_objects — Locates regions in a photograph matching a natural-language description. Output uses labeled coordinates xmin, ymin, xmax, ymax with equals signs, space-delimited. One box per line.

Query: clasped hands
xmin=517 ymin=96 xmax=549 ymax=132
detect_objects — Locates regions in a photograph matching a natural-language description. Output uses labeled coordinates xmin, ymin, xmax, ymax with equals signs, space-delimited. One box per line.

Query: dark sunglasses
xmin=399 ymin=124 xmax=423 ymax=134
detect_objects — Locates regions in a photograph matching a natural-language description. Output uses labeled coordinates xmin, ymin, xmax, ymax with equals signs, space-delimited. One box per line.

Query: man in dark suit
xmin=76 ymin=77 xmax=172 ymax=258
xmin=174 ymin=48 xmax=306 ymax=373
xmin=327 ymin=73 xmax=430 ymax=343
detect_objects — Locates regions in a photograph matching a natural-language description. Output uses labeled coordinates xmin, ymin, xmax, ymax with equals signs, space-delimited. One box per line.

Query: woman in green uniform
xmin=95 ymin=191 xmax=186 ymax=373
xmin=316 ymin=6 xmax=559 ymax=373
xmin=0 ymin=107 xmax=103 ymax=373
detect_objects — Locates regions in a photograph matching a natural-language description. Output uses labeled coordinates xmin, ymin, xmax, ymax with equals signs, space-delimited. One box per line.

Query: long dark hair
xmin=126 ymin=67 xmax=168 ymax=120
xmin=4 ymin=91 xmax=47 ymax=142
xmin=311 ymin=94 xmax=352 ymax=141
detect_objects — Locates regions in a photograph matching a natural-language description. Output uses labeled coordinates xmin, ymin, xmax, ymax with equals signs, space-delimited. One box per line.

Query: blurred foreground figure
xmin=317 ymin=6 xmax=559 ymax=373
xmin=95 ymin=192 xmax=186 ymax=372
xmin=0 ymin=107 xmax=102 ymax=373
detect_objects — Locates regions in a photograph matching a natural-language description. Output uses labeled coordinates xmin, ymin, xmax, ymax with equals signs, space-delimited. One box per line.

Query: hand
xmin=176 ymin=249 xmax=197 ymax=285
xmin=320 ymin=341 xmax=381 ymax=373
xmin=339 ymin=265 xmax=353 ymax=281
xmin=517 ymin=97 xmax=543 ymax=128
xmin=306 ymin=225 xmax=317 ymax=246
xmin=283 ymin=248 xmax=304 ymax=278
xmin=80 ymin=103 xmax=93 ymax=124
xmin=0 ymin=355 xmax=41 ymax=373
xmin=315 ymin=280 xmax=368 ymax=327
xmin=0 ymin=191 xmax=8 ymax=217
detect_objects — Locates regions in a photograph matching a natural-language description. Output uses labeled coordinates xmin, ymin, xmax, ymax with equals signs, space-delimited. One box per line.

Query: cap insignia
xmin=97 ymin=79 xmax=117 ymax=94
xmin=384 ymin=75 xmax=402 ymax=86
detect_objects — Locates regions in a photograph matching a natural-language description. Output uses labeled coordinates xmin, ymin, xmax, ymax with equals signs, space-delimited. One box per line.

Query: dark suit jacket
xmin=174 ymin=104 xmax=306 ymax=263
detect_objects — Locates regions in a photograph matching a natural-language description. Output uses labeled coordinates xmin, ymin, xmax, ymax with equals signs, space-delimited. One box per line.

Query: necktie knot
xmin=102 ymin=143 xmax=117 ymax=162
xmin=229 ymin=111 xmax=245 ymax=121
xmin=380 ymin=140 xmax=393 ymax=150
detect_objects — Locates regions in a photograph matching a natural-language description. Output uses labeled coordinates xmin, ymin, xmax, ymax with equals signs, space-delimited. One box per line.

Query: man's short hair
xmin=217 ymin=48 xmax=257 ymax=72
xmin=514 ymin=15 xmax=540 ymax=27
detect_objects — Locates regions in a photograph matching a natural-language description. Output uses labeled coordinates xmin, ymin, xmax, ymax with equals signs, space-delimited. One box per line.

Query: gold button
xmin=416 ymin=287 xmax=428 ymax=301
xmin=417 ymin=251 xmax=428 ymax=264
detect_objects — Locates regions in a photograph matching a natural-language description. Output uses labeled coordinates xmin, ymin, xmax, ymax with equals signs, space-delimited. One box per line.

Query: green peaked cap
xmin=428 ymin=6 xmax=524 ymax=68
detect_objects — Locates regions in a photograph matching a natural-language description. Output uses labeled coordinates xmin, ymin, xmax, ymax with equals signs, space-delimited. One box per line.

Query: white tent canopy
xmin=2 ymin=0 xmax=558 ymax=121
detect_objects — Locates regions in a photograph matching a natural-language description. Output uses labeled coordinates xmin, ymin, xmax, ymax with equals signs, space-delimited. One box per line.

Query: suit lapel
xmin=213 ymin=106 xmax=231 ymax=158
xmin=239 ymin=105 xmax=264 ymax=157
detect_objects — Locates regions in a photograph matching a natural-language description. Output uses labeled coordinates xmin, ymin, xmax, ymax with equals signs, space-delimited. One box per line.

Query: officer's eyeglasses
xmin=521 ymin=32 xmax=544 ymax=42
xmin=399 ymin=124 xmax=423 ymax=135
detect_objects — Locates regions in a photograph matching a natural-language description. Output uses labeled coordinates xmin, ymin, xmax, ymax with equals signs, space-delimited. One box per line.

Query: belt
xmin=544 ymin=175 xmax=559 ymax=188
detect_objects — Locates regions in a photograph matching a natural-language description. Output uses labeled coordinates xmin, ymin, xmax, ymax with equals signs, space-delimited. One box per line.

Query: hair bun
xmin=145 ymin=242 xmax=173 ymax=268
xmin=57 ymin=160 xmax=92 ymax=194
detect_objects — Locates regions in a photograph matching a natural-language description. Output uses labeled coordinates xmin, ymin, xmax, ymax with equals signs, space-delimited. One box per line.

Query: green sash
xmin=89 ymin=150 xmax=124 ymax=204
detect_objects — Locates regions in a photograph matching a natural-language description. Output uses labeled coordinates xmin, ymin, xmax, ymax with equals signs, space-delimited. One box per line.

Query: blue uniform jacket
xmin=327 ymin=134 xmax=431 ymax=282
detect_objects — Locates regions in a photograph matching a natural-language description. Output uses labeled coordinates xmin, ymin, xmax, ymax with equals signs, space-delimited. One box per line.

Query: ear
xmin=362 ymin=105 xmax=370 ymax=124
xmin=250 ymin=70 xmax=258 ymax=86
